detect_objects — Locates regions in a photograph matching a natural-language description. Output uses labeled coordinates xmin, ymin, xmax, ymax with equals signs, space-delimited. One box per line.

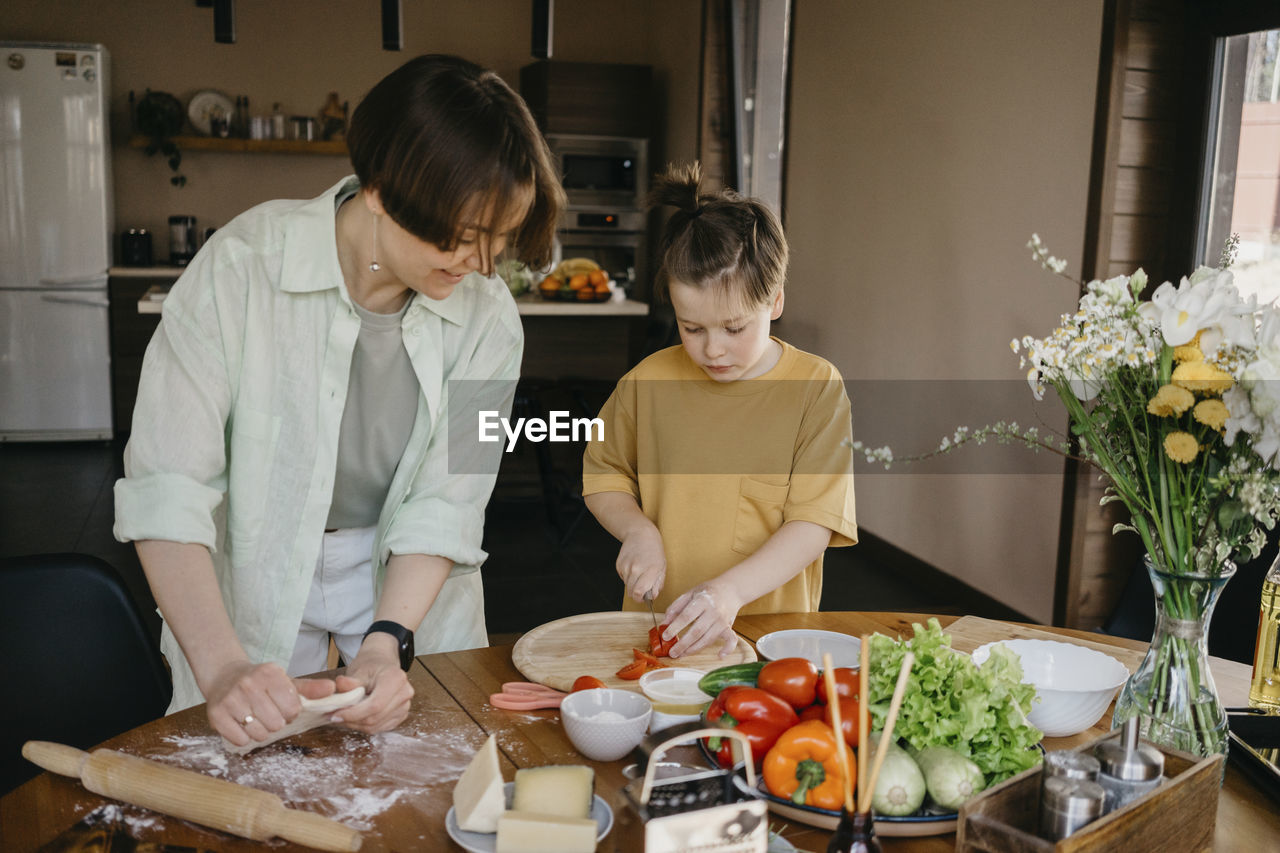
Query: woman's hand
xmin=205 ymin=660 xmax=337 ymax=747
xmin=329 ymin=633 xmax=414 ymax=733
xmin=617 ymin=524 xmax=667 ymax=603
xmin=661 ymin=580 xmax=745 ymax=659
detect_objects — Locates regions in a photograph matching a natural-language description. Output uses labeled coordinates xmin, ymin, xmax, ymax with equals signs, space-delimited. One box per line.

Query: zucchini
xmin=911 ymin=745 xmax=985 ymax=809
xmin=870 ymin=739 xmax=926 ymax=816
xmin=698 ymin=661 xmax=768 ymax=695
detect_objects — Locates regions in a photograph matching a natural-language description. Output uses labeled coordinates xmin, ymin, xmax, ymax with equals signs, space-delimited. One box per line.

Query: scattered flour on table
xmin=82 ymin=802 xmax=162 ymax=834
xmin=142 ymin=724 xmax=476 ymax=831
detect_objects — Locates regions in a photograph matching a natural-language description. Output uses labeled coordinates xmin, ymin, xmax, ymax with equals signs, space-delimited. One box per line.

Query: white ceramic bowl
xmin=560 ymin=688 xmax=652 ymax=761
xmin=971 ymin=639 xmax=1131 ymax=737
xmin=638 ymin=667 xmax=710 ymax=732
xmin=756 ymin=629 xmax=861 ymax=668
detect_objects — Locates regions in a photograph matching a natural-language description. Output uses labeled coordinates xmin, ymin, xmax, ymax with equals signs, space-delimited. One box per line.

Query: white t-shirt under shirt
xmin=325 ymin=280 xmax=418 ymax=529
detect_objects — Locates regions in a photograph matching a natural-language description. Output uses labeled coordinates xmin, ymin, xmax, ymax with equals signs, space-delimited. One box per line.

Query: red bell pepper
xmin=705 ymin=685 xmax=799 ymax=769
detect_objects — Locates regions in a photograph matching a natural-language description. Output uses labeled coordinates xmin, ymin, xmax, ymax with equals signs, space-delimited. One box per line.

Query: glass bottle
xmin=826 ymin=809 xmax=880 ymax=853
xmin=1249 ymin=553 xmax=1280 ymax=712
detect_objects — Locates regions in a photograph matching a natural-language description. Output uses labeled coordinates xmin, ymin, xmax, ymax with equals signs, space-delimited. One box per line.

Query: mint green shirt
xmin=114 ymin=177 xmax=522 ymax=711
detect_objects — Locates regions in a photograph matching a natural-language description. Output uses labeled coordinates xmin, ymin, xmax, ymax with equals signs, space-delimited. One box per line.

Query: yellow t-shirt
xmin=582 ymin=339 xmax=857 ymax=614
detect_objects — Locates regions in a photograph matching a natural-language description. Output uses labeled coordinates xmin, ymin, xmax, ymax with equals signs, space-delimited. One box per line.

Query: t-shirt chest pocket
xmin=731 ymin=477 xmax=790 ymax=556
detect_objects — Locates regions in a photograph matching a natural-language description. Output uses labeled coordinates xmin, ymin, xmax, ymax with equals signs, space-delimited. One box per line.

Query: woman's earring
xmin=369 ymin=214 xmax=381 ymax=272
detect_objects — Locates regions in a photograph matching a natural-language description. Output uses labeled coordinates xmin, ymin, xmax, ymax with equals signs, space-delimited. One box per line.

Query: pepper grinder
xmin=1039 ymin=776 xmax=1105 ymax=840
xmin=1094 ymin=717 xmax=1164 ymax=812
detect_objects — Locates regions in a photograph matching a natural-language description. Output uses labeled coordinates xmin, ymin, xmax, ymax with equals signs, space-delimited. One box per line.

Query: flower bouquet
xmin=855 ymin=235 xmax=1280 ymax=760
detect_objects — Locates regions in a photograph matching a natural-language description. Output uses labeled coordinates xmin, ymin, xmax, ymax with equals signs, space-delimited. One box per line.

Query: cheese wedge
xmin=511 ymin=764 xmax=595 ymax=819
xmin=453 ymin=734 xmax=506 ymax=833
xmin=495 ymin=810 xmax=597 ymax=853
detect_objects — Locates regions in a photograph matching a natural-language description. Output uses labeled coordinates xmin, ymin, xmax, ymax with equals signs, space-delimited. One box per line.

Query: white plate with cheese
xmin=446 ymin=782 xmax=613 ymax=853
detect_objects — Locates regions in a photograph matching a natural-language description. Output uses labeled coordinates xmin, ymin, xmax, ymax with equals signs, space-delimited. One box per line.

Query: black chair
xmin=0 ymin=553 xmax=171 ymax=794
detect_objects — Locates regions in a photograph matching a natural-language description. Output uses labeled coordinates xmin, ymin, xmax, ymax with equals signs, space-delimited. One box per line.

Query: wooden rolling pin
xmin=23 ymin=741 xmax=362 ymax=851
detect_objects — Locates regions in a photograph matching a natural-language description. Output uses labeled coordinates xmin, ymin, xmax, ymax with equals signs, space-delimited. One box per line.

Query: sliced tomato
xmin=616 ymin=659 xmax=648 ymax=680
xmin=648 ymin=624 xmax=678 ymax=657
xmin=572 ymin=675 xmax=607 ymax=692
xmin=633 ymin=648 xmax=666 ymax=670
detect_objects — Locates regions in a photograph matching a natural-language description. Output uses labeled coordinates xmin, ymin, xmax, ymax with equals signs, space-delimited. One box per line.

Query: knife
xmin=644 ymin=591 xmax=659 ymax=632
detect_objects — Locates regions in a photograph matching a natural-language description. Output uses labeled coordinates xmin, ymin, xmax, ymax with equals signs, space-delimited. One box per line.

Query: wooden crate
xmin=956 ymin=732 xmax=1223 ymax=852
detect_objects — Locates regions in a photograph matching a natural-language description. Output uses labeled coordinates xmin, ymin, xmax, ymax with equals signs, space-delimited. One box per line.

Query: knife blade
xmin=644 ymin=591 xmax=659 ymax=631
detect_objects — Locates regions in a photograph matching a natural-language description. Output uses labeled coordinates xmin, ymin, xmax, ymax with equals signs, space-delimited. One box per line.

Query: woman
xmin=114 ymin=55 xmax=564 ymax=749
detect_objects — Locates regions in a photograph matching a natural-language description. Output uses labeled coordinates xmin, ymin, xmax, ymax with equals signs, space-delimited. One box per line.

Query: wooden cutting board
xmin=944 ymin=615 xmax=1143 ymax=671
xmin=511 ymin=611 xmax=757 ymax=692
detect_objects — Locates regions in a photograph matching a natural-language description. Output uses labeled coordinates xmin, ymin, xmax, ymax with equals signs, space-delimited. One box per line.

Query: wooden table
xmin=1 ymin=612 xmax=1274 ymax=852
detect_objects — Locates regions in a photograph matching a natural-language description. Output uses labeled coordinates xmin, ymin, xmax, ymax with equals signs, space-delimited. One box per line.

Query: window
xmin=1197 ymin=29 xmax=1280 ymax=303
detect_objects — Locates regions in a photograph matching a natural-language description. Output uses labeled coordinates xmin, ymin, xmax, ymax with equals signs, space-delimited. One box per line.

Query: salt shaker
xmin=1043 ymin=749 xmax=1101 ymax=783
xmin=1094 ymin=717 xmax=1164 ymax=812
xmin=1039 ymin=776 xmax=1105 ymax=840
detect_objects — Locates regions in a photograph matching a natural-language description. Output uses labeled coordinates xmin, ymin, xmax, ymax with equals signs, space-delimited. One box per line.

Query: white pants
xmin=288 ymin=526 xmax=377 ymax=677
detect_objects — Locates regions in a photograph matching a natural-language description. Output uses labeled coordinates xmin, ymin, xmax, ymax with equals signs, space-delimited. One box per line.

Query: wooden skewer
xmin=822 ymin=652 xmax=854 ymax=813
xmin=857 ymin=635 xmax=870 ymax=811
xmin=858 ymin=650 xmax=915 ymax=815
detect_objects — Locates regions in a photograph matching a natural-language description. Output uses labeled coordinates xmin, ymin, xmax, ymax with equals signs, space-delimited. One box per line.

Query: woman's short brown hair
xmin=648 ymin=162 xmax=788 ymax=310
xmin=347 ymin=54 xmax=564 ymax=271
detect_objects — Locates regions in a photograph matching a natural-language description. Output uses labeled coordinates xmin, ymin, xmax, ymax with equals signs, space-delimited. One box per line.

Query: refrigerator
xmin=0 ymin=41 xmax=114 ymax=441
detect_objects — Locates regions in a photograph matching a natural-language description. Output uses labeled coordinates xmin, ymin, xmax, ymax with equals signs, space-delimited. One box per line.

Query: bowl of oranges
xmin=537 ymin=258 xmax=614 ymax=302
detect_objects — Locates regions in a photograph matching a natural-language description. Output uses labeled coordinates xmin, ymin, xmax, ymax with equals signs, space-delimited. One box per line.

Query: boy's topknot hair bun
xmin=648 ymin=161 xmax=704 ymax=219
xmin=648 ymin=161 xmax=788 ymax=310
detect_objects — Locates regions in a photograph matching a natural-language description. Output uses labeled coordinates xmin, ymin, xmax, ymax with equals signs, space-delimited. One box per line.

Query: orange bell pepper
xmin=762 ymin=719 xmax=855 ymax=811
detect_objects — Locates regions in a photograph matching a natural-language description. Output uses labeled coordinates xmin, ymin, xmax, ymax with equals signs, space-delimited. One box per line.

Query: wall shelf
xmin=127 ymin=134 xmax=347 ymax=156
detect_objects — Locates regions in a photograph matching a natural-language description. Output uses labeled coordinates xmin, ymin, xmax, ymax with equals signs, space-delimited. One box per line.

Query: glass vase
xmin=1112 ymin=556 xmax=1236 ymax=763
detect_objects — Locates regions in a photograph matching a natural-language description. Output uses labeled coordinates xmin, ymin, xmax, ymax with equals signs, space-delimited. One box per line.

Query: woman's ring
xmin=242 ymin=715 xmax=255 ymax=726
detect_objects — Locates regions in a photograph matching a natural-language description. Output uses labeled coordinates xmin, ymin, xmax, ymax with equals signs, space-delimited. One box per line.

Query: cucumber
xmin=698 ymin=661 xmax=768 ymax=695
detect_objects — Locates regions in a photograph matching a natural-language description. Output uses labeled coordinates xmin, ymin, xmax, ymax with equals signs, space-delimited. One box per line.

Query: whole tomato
xmin=815 ymin=667 xmax=860 ymax=704
xmin=757 ymin=657 xmax=820 ymax=710
xmin=798 ymin=696 xmax=860 ymax=746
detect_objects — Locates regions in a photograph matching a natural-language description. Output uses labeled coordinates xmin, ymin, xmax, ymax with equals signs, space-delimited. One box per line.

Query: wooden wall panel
xmin=1109 ymin=213 xmax=1168 ymax=262
xmin=1113 ymin=167 xmax=1172 ymax=214
xmin=1123 ymin=69 xmax=1178 ymax=119
xmin=1060 ymin=0 xmax=1194 ymax=629
xmin=1127 ymin=20 xmax=1177 ymax=70
xmin=1117 ymin=118 xmax=1177 ymax=169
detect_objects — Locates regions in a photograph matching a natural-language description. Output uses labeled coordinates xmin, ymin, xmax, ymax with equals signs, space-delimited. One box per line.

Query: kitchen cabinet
xmin=108 ymin=268 xmax=174 ymax=434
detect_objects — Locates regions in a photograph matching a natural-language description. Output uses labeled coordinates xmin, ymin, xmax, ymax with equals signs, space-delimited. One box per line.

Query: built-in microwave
xmin=546 ymin=133 xmax=648 ymax=212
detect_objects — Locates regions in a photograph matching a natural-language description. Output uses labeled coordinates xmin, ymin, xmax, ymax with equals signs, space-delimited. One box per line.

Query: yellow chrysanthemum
xmin=1163 ymin=431 xmax=1199 ymax=464
xmin=1173 ymin=331 xmax=1205 ymax=364
xmin=1146 ymin=384 xmax=1195 ymax=417
xmin=1171 ymin=360 xmax=1233 ymax=394
xmin=1193 ymin=399 xmax=1229 ymax=431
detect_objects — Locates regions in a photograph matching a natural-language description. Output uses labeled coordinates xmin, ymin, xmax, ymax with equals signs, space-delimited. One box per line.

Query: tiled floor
xmin=0 ymin=438 xmax=1004 ymax=648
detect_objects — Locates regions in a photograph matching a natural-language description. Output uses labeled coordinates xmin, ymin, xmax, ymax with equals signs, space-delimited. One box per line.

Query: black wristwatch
xmin=363 ymin=620 xmax=415 ymax=671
